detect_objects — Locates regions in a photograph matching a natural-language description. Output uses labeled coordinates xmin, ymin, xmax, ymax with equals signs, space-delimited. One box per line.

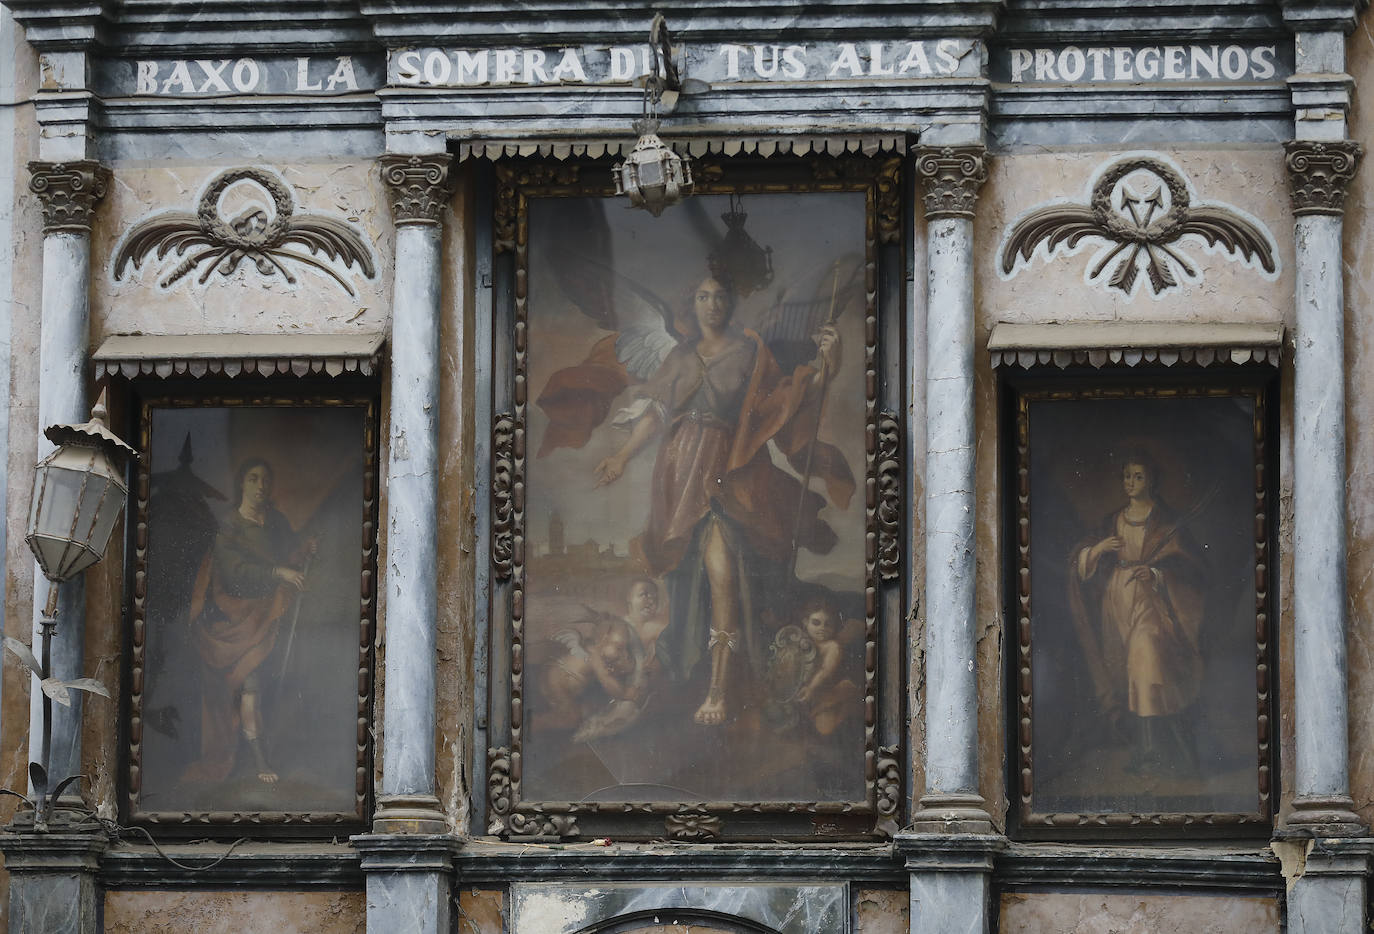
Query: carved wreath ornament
xmin=1000 ymin=157 xmax=1276 ymax=298
xmin=114 ymin=168 xmax=376 ymax=295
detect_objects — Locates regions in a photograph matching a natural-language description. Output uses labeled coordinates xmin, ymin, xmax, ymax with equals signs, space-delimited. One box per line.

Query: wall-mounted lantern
xmin=6 ymin=390 xmax=135 ymax=831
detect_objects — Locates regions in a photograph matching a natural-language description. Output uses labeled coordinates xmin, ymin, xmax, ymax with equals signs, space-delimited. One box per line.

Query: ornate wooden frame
xmin=486 ymin=154 xmax=904 ymax=841
xmin=1004 ymin=372 xmax=1277 ymax=839
xmin=124 ymin=388 xmax=377 ymax=832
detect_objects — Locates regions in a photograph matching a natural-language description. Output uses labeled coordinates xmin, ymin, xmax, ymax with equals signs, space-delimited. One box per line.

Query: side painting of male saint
xmin=132 ymin=403 xmax=371 ymax=821
xmin=520 ymin=192 xmax=871 ymax=804
xmin=1021 ymin=389 xmax=1270 ymax=821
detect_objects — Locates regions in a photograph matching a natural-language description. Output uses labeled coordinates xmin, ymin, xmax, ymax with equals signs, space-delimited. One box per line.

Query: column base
xmin=0 ymin=825 xmax=109 ymax=934
xmin=371 ymin=794 xmax=448 ymax=834
xmin=1284 ymin=838 xmax=1374 ymax=934
xmin=895 ymin=831 xmax=1006 ymax=934
xmin=1284 ymin=795 xmax=1367 ymax=837
xmin=909 ymin=793 xmax=996 ymax=835
xmin=353 ymin=832 xmax=461 ymax=934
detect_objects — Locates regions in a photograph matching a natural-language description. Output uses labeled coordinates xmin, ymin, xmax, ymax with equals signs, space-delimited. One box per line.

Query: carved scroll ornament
xmin=875 ymin=411 xmax=901 ymax=582
xmin=1284 ymin=140 xmax=1362 ymax=216
xmin=665 ymin=808 xmax=724 ymax=841
xmin=492 ymin=412 xmax=518 ymax=581
xmin=913 ymin=146 xmax=987 ymax=220
xmin=28 ymin=161 xmax=111 ymax=233
xmin=1001 ymin=156 xmax=1277 ymax=298
xmin=379 ymin=153 xmax=456 ymax=226
xmin=113 ymin=168 xmax=376 ymax=295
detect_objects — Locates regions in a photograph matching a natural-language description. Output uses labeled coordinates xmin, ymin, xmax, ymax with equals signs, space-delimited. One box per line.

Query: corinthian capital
xmin=27 ymin=161 xmax=110 ymax=233
xmin=914 ymin=146 xmax=988 ymax=220
xmin=380 ymin=153 xmax=455 ymax=226
xmin=1284 ymin=140 xmax=1362 ymax=216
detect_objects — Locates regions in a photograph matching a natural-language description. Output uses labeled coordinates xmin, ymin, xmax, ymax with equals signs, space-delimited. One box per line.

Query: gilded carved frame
xmin=486 ymin=155 xmax=904 ymax=841
xmin=1004 ymin=371 xmax=1277 ymax=839
xmin=124 ymin=387 xmax=377 ymax=832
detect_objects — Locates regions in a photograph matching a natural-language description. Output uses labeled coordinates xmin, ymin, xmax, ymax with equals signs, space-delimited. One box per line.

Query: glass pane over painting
xmin=520 ymin=191 xmax=871 ymax=806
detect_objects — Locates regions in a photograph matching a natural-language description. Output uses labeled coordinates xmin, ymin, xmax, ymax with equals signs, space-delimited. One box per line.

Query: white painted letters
xmin=326 ymin=56 xmax=359 ymax=91
xmin=1003 ymin=42 xmax=1283 ymax=83
xmin=295 ymin=57 xmax=323 ymax=91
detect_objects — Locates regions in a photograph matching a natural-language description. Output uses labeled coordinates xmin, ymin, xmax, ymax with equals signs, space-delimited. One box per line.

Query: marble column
xmin=896 ymin=836 xmax=1005 ymax=934
xmin=1283 ymin=139 xmax=1364 ymax=839
xmin=372 ymin=152 xmax=454 ymax=833
xmin=356 ymin=152 xmax=457 ymax=934
xmin=25 ymin=161 xmax=109 ymax=807
xmin=910 ymin=146 xmax=993 ymax=836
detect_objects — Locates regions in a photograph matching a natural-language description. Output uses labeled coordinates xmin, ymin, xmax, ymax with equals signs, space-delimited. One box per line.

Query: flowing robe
xmin=622 ymin=329 xmax=854 ymax=684
xmin=181 ymin=507 xmax=299 ymax=784
xmin=1069 ymin=503 xmax=1206 ymax=720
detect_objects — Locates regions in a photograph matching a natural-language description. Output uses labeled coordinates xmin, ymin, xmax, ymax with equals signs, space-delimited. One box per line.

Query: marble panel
xmin=997 ymin=892 xmax=1280 ymax=934
xmin=103 ymin=890 xmax=364 ymax=934
xmin=509 ymin=883 xmax=848 ymax=934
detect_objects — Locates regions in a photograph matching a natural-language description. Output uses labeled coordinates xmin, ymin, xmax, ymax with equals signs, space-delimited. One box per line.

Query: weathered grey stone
xmin=0 ymin=829 xmax=107 ymax=934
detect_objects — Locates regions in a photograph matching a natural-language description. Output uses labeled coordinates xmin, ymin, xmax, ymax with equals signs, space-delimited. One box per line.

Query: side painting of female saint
xmin=519 ymin=191 xmax=871 ymax=805
xmin=130 ymin=402 xmax=373 ymax=823
xmin=1019 ymin=388 xmax=1271 ymax=824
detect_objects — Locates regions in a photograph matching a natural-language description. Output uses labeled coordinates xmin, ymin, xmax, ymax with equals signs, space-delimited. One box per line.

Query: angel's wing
xmin=556 ymin=251 xmax=679 ymax=379
xmin=1177 ymin=208 xmax=1276 ymax=273
xmin=113 ymin=211 xmax=207 ymax=279
xmin=1001 ymin=205 xmax=1104 ymax=274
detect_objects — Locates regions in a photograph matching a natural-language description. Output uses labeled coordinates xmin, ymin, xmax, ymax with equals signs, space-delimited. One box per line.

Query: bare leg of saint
xmin=696 ymin=522 xmax=738 ymax=725
xmin=241 ymin=690 xmax=278 ymax=783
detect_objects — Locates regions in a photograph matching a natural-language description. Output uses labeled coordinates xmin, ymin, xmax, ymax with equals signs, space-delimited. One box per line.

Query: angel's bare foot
xmin=257 ymin=770 xmax=279 ymax=784
xmin=694 ymin=690 xmax=727 ymax=725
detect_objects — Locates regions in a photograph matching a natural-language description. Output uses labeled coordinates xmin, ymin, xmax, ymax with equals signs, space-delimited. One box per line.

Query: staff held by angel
xmin=538 ymin=246 xmax=857 ymax=728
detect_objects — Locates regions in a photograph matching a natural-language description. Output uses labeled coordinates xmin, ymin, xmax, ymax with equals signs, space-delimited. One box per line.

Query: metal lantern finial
xmin=26 ymin=388 xmax=137 ymax=584
xmin=613 ymin=13 xmax=694 ymax=216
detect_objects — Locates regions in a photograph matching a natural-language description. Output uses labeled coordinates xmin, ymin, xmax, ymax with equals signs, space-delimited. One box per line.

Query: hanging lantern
xmin=614 ymin=121 xmax=694 ymax=217
xmin=26 ymin=392 xmax=136 ymax=584
xmin=613 ymin=13 xmax=693 ymax=216
xmin=710 ymin=193 xmax=774 ymax=297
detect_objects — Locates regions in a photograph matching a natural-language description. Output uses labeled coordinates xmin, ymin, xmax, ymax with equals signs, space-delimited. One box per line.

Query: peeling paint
xmin=1273 ymin=838 xmax=1314 ymax=891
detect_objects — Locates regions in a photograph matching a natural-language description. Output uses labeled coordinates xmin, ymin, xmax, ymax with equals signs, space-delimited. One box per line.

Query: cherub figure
xmin=540 ymin=579 xmax=665 ymax=743
xmin=764 ymin=597 xmax=860 ymax=736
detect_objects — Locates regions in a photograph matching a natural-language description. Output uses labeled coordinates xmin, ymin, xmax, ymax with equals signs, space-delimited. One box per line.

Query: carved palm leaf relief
xmin=114 ymin=168 xmax=376 ymax=295
xmin=1000 ymin=157 xmax=1277 ymax=298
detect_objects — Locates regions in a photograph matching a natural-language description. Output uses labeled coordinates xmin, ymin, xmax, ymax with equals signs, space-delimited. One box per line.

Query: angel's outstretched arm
xmin=594 ymin=408 xmax=661 ymax=486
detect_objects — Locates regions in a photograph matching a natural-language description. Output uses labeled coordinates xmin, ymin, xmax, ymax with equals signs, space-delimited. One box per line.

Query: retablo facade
xmin=0 ymin=1 xmax=1372 ymax=932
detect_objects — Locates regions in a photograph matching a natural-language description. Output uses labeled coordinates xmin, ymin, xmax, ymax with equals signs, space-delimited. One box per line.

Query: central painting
xmin=489 ymin=158 xmax=895 ymax=839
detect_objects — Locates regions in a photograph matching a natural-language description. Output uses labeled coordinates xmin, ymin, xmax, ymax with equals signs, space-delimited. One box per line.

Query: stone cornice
xmin=3 ymin=3 xmax=110 ymax=50
xmin=914 ymin=145 xmax=988 ymax=220
xmin=379 ymin=153 xmax=455 ymax=227
xmin=358 ymin=1 xmax=1007 ymax=44
xmin=1280 ymin=0 xmax=1367 ymax=34
xmin=1284 ymin=139 xmax=1362 ymax=216
xmin=27 ymin=161 xmax=111 ymax=233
